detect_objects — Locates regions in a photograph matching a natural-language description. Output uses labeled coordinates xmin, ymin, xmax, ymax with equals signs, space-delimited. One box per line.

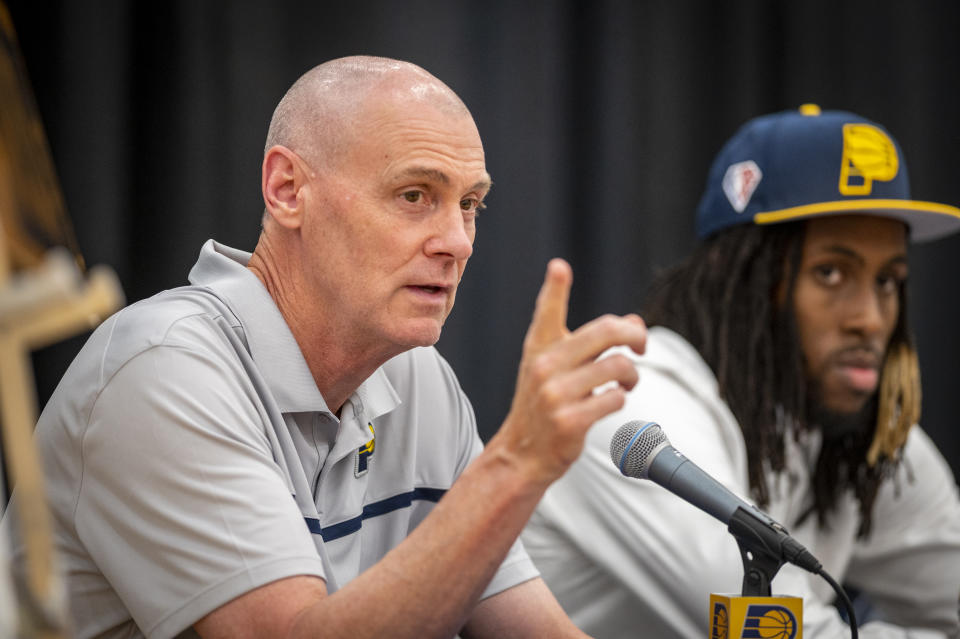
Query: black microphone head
xmin=610 ymin=420 xmax=670 ymax=479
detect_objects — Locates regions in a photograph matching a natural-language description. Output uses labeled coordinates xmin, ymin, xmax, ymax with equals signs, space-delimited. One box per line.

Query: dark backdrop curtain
xmin=9 ymin=0 xmax=960 ymax=477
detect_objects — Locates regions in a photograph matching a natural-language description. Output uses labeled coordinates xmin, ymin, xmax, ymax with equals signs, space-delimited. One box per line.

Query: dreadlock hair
xmin=643 ymin=220 xmax=920 ymax=537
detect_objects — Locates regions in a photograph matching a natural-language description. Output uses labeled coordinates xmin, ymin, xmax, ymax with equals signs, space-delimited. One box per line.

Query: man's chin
xmin=392 ymin=321 xmax=444 ymax=349
xmin=807 ymin=392 xmax=877 ymax=440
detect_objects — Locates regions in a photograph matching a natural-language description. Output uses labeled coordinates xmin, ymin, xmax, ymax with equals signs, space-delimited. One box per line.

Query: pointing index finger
xmin=527 ymin=258 xmax=572 ymax=348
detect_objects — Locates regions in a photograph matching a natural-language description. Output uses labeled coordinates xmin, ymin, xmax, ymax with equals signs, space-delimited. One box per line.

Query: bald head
xmin=264 ymin=56 xmax=473 ymax=171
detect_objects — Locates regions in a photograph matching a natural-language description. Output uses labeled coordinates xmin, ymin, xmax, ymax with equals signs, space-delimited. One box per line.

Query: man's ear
xmin=262 ymin=145 xmax=308 ymax=229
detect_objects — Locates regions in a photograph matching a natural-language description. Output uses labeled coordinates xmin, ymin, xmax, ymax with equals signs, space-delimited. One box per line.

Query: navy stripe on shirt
xmin=303 ymin=487 xmax=447 ymax=542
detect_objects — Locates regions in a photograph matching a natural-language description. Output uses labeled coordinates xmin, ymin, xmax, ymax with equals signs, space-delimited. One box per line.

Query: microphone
xmin=610 ymin=420 xmax=821 ymax=575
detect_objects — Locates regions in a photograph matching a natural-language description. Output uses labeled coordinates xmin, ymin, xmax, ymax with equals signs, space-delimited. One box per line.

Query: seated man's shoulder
xmin=61 ymin=285 xmax=243 ymax=396
xmin=103 ymin=286 xmax=238 ymax=353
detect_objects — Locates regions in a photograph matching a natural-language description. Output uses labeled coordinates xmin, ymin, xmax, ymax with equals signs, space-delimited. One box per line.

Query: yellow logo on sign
xmin=709 ymin=594 xmax=803 ymax=639
xmin=838 ymin=123 xmax=899 ymax=196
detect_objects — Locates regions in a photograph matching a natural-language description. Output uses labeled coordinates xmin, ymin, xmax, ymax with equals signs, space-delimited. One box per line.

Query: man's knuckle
xmin=538 ymin=379 xmax=564 ymax=408
xmin=606 ymin=354 xmax=635 ymax=376
xmin=529 ymin=354 xmax=556 ymax=381
xmin=557 ymin=410 xmax=585 ymax=433
xmin=598 ymin=314 xmax=619 ymax=329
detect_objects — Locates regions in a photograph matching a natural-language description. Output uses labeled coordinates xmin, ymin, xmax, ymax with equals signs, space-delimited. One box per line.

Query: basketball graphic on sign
xmin=753 ymin=607 xmax=794 ymax=639
xmin=741 ymin=604 xmax=797 ymax=639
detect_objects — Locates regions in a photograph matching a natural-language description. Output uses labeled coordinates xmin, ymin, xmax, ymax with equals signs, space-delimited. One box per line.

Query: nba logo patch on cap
xmin=722 ymin=160 xmax=762 ymax=213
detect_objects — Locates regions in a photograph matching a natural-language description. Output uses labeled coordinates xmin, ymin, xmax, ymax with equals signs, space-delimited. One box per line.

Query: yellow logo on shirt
xmin=355 ymin=422 xmax=375 ymax=477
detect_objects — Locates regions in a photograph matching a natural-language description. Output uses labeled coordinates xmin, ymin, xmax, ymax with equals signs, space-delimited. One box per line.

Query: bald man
xmin=1 ymin=57 xmax=647 ymax=638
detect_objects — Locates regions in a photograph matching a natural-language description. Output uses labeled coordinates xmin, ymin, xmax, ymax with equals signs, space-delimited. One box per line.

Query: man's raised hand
xmin=494 ymin=259 xmax=647 ymax=485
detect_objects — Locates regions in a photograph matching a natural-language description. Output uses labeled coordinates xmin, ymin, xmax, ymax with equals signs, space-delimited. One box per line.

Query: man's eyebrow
xmin=472 ymin=175 xmax=493 ymax=194
xmin=819 ymin=245 xmax=864 ymax=264
xmin=396 ymin=167 xmax=450 ymax=184
xmin=818 ymin=245 xmax=908 ymax=267
xmin=394 ymin=167 xmax=493 ymax=193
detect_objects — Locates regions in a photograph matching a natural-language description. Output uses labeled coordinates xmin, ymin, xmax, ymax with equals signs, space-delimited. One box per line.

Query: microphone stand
xmin=727 ymin=507 xmax=788 ymax=596
xmin=715 ymin=507 xmax=859 ymax=639
xmin=708 ymin=508 xmax=804 ymax=638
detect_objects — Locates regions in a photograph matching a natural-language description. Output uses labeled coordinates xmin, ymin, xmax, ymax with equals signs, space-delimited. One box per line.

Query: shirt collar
xmin=187 ymin=239 xmax=400 ymax=420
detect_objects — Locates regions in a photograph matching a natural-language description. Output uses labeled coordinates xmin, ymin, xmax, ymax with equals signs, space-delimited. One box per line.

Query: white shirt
xmin=3 ymin=240 xmax=536 ymax=639
xmin=523 ymin=327 xmax=960 ymax=638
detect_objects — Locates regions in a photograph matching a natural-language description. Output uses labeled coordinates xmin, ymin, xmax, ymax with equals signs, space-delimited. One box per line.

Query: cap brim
xmin=753 ymin=199 xmax=960 ymax=243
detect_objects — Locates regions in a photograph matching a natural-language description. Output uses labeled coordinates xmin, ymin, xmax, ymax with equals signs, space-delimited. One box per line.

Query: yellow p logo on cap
xmin=839 ymin=123 xmax=899 ymax=195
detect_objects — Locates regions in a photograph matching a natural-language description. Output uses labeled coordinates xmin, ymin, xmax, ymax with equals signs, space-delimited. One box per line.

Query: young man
xmin=523 ymin=105 xmax=960 ymax=638
xmin=2 ymin=56 xmax=648 ymax=638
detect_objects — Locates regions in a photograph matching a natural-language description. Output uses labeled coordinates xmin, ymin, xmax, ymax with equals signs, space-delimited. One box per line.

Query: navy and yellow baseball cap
xmin=696 ymin=104 xmax=960 ymax=242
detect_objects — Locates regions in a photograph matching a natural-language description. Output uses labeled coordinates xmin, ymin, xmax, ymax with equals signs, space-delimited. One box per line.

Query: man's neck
xmin=247 ymin=236 xmax=401 ymax=414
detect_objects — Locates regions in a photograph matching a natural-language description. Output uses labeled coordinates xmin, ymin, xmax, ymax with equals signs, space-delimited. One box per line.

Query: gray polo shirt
xmin=4 ymin=240 xmax=537 ymax=639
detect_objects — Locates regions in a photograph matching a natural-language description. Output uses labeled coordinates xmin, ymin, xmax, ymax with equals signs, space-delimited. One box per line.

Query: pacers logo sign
xmin=709 ymin=594 xmax=802 ymax=639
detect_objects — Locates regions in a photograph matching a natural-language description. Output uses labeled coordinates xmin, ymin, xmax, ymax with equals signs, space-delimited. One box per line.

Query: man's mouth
xmin=406 ymin=284 xmax=451 ymax=299
xmin=830 ymin=348 xmax=882 ymax=393
xmin=838 ymin=366 xmax=879 ymax=392
xmin=414 ymin=285 xmax=445 ymax=294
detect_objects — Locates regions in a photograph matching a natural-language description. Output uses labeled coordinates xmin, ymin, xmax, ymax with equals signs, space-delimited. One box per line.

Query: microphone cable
xmin=817 ymin=568 xmax=858 ymax=639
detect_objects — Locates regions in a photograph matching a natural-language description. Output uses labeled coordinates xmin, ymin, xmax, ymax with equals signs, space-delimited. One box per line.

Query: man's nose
xmin=843 ymin=283 xmax=887 ymax=337
xmin=424 ymin=205 xmax=474 ymax=260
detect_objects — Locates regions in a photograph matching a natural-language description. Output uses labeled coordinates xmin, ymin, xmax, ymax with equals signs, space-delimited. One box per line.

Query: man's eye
xmin=402 ymin=191 xmax=422 ymax=203
xmin=877 ymin=273 xmax=904 ymax=296
xmin=460 ymin=198 xmax=486 ymax=213
xmin=814 ymin=264 xmax=842 ymax=286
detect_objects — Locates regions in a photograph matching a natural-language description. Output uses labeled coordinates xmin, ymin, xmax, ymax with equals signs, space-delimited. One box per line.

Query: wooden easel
xmin=0 ymin=240 xmax=123 ymax=638
xmin=0 ymin=4 xmax=123 ymax=636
